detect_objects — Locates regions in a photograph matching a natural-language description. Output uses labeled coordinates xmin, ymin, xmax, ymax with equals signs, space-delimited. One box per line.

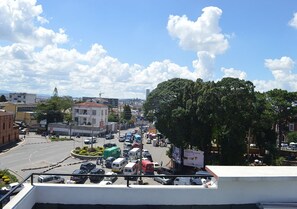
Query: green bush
xmin=75 ymin=147 xmax=81 ymax=150
xmin=79 ymin=150 xmax=87 ymax=155
xmin=0 ymin=170 xmax=18 ymax=188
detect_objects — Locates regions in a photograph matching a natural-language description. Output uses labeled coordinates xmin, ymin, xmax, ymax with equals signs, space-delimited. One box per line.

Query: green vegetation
xmin=49 ymin=136 xmax=73 ymax=141
xmin=0 ymin=170 xmax=18 ymax=187
xmin=34 ymin=88 xmax=74 ymax=130
xmin=73 ymin=146 xmax=104 ymax=157
xmin=144 ymin=77 xmax=297 ymax=166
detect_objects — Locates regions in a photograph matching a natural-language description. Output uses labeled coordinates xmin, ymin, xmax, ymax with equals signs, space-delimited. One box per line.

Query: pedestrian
xmin=160 ymin=161 xmax=163 ymax=167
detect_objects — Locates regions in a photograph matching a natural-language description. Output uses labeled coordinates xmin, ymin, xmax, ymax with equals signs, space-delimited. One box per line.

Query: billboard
xmin=183 ymin=149 xmax=204 ymax=168
xmin=172 ymin=146 xmax=182 ymax=164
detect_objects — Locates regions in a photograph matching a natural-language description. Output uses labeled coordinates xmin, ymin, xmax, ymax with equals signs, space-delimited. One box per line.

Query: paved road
xmin=0 ymin=128 xmax=171 ymax=185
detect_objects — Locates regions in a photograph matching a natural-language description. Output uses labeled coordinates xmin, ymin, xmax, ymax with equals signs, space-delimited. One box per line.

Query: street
xmin=0 ymin=128 xmax=171 ymax=185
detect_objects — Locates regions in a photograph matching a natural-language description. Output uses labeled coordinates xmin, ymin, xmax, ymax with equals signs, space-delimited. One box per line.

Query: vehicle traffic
xmin=153 ymin=174 xmax=173 ymax=185
xmin=37 ymin=175 xmax=65 ymax=184
xmin=89 ymin=168 xmax=105 ymax=183
xmin=112 ymin=158 xmax=128 ymax=173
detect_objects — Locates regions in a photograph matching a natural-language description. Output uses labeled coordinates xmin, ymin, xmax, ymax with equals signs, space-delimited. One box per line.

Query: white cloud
xmin=192 ymin=51 xmax=215 ymax=80
xmin=264 ymin=56 xmax=295 ymax=80
xmin=0 ymin=0 xmax=67 ymax=47
xmin=221 ymin=67 xmax=247 ymax=80
xmin=253 ymin=56 xmax=297 ymax=92
xmin=289 ymin=12 xmax=297 ymax=29
xmin=167 ymin=6 xmax=229 ymax=56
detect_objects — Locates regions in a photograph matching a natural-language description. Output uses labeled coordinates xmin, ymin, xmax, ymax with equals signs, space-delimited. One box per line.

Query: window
xmin=3 ymin=122 xmax=5 ymax=130
xmin=289 ymin=123 xmax=295 ymax=132
xmin=92 ymin=110 xmax=96 ymax=115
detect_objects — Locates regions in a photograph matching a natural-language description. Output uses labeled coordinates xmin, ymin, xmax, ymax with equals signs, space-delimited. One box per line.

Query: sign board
xmin=183 ymin=149 xmax=204 ymax=168
xmin=172 ymin=146 xmax=182 ymax=164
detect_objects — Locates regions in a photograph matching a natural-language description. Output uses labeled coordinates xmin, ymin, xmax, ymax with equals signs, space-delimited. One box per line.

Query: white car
xmin=1 ymin=182 xmax=24 ymax=194
xmin=84 ymin=137 xmax=97 ymax=144
xmin=153 ymin=162 xmax=161 ymax=171
xmin=98 ymin=180 xmax=112 ymax=185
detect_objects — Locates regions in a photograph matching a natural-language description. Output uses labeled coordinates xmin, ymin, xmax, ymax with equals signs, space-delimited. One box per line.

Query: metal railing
xmin=0 ymin=172 xmax=213 ymax=208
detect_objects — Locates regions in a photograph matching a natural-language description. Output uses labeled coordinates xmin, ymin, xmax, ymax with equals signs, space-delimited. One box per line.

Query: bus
xmin=141 ymin=160 xmax=154 ymax=175
xmin=103 ymin=146 xmax=121 ymax=159
xmin=112 ymin=158 xmax=128 ymax=173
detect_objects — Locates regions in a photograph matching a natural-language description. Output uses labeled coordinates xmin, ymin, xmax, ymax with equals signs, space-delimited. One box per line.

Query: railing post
xmin=31 ymin=174 xmax=34 ymax=185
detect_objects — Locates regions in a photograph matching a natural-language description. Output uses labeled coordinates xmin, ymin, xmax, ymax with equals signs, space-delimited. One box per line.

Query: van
xmin=141 ymin=160 xmax=154 ymax=175
xmin=128 ymin=148 xmax=140 ymax=160
xmin=37 ymin=175 xmax=65 ymax=184
xmin=112 ymin=158 xmax=128 ymax=173
xmin=173 ymin=177 xmax=192 ymax=185
xmin=123 ymin=162 xmax=139 ymax=180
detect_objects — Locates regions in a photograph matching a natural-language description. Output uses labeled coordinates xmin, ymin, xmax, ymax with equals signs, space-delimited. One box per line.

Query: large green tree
xmin=215 ymin=78 xmax=256 ymax=165
xmin=35 ymin=94 xmax=73 ymax=129
xmin=0 ymin=95 xmax=7 ymax=102
xmin=144 ymin=78 xmax=196 ymax=148
xmin=266 ymin=89 xmax=297 ymax=148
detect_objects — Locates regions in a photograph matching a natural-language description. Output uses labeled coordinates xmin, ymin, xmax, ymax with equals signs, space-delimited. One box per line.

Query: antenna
xmin=99 ymin=92 xmax=104 ymax=98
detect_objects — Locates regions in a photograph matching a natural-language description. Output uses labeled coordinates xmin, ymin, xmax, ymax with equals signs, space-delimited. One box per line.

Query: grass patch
xmin=0 ymin=170 xmax=18 ymax=188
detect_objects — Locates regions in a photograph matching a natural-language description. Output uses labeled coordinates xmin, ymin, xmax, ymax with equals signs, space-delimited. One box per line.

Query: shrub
xmin=75 ymin=147 xmax=81 ymax=150
xmin=3 ymin=178 xmax=10 ymax=183
xmin=79 ymin=150 xmax=87 ymax=155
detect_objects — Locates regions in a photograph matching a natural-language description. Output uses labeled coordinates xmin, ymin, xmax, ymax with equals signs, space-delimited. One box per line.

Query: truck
xmin=103 ymin=146 xmax=121 ymax=159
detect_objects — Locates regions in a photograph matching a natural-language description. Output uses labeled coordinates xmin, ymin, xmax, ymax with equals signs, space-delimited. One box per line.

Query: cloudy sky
xmin=0 ymin=0 xmax=297 ymax=99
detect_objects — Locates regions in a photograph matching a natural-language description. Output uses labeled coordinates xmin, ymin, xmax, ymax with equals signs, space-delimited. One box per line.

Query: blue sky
xmin=0 ymin=0 xmax=297 ymax=99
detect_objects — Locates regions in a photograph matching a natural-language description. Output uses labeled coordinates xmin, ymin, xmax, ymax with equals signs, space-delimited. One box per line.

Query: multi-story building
xmin=72 ymin=102 xmax=108 ymax=129
xmin=0 ymin=111 xmax=19 ymax=146
xmin=8 ymin=93 xmax=36 ymax=104
xmin=1 ymin=102 xmax=37 ymax=128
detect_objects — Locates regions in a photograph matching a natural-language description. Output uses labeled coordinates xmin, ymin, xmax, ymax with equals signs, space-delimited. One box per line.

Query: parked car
xmin=1 ymin=182 xmax=24 ymax=195
xmin=103 ymin=143 xmax=117 ymax=149
xmin=84 ymin=137 xmax=97 ymax=144
xmin=154 ymin=174 xmax=174 ymax=185
xmin=105 ymin=134 xmax=114 ymax=140
xmin=119 ymin=136 xmax=125 ymax=142
xmin=89 ymin=168 xmax=105 ymax=183
xmin=70 ymin=169 xmax=88 ymax=183
xmin=37 ymin=175 xmax=65 ymax=183
xmin=105 ymin=157 xmax=116 ymax=168
xmin=157 ymin=167 xmax=175 ymax=175
xmin=103 ymin=172 xmax=118 ymax=183
xmin=80 ymin=162 xmax=96 ymax=173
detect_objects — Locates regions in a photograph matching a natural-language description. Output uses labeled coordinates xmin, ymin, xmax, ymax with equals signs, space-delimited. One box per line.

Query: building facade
xmin=0 ymin=111 xmax=19 ymax=147
xmin=8 ymin=93 xmax=36 ymax=104
xmin=72 ymin=102 xmax=108 ymax=129
xmin=1 ymin=103 xmax=37 ymax=127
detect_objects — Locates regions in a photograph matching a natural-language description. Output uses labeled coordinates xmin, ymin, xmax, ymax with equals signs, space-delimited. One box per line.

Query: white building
xmin=8 ymin=93 xmax=36 ymax=104
xmin=72 ymin=102 xmax=108 ymax=128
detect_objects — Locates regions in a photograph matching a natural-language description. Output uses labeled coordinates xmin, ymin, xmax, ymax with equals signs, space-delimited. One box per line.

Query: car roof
xmin=90 ymin=168 xmax=105 ymax=173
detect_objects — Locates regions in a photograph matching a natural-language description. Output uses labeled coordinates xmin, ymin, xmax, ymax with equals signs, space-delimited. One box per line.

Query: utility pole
xmin=139 ymin=119 xmax=144 ymax=184
xmin=118 ymin=105 xmax=121 ymax=139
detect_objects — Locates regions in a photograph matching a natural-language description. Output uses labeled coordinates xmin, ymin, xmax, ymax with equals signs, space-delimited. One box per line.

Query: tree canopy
xmin=35 ymin=93 xmax=73 ymax=129
xmin=144 ymin=77 xmax=297 ymax=166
